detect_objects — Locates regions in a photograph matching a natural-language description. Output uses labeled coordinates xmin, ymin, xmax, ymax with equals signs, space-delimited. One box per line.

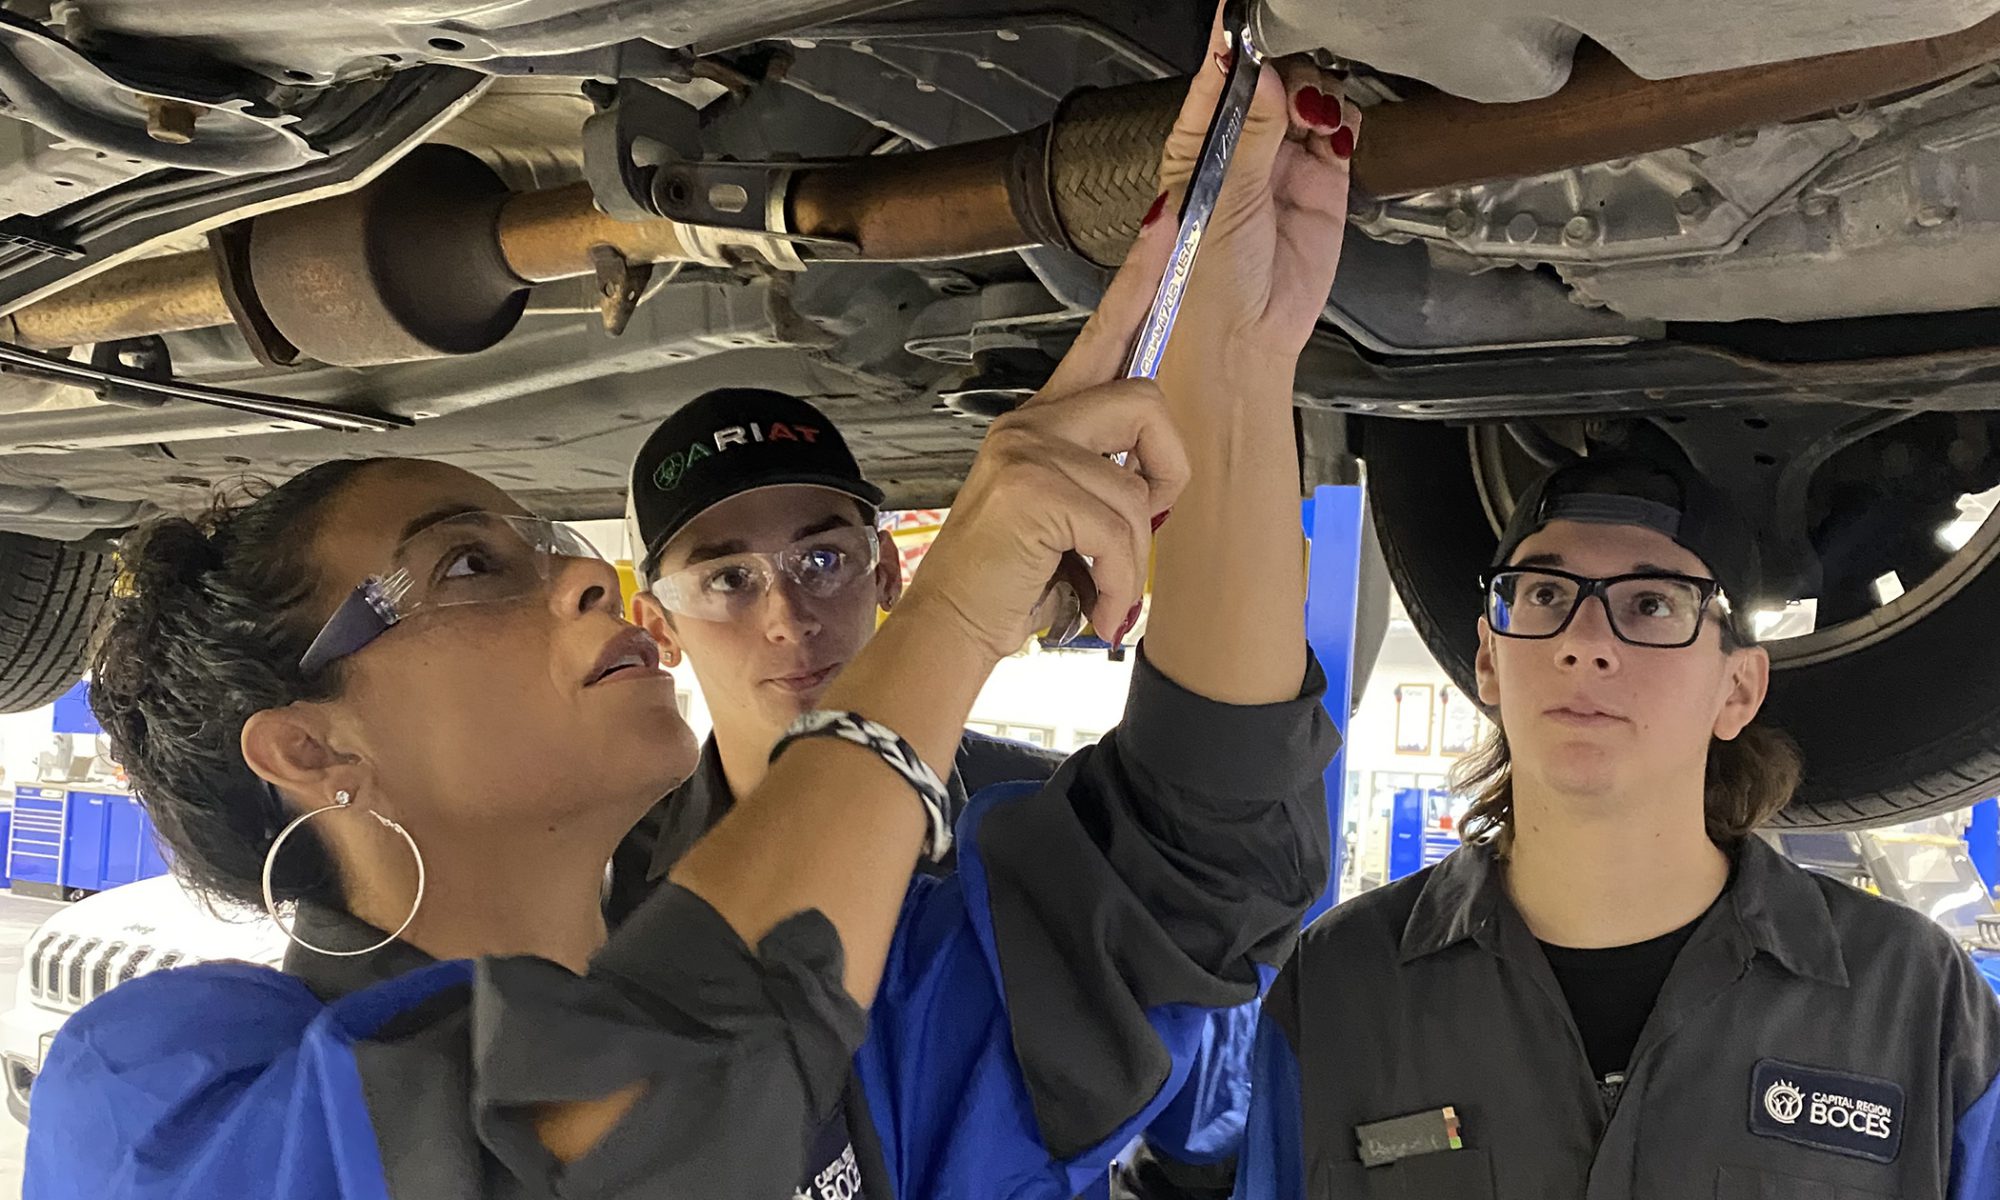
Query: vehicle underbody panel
xmin=0 ymin=0 xmax=1989 ymax=584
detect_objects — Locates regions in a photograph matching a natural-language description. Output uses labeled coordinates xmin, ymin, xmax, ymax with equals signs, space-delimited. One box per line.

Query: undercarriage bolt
xmin=1562 ymin=214 xmax=1598 ymax=245
xmin=1801 ymin=194 xmax=1833 ymax=218
xmin=142 ymin=96 xmax=198 ymax=145
xmin=1675 ymin=189 xmax=1711 ymax=218
xmin=1917 ymin=203 xmax=1958 ymax=228
xmin=1505 ymin=212 xmax=1541 ymax=244
xmin=1444 ymin=208 xmax=1474 ymax=237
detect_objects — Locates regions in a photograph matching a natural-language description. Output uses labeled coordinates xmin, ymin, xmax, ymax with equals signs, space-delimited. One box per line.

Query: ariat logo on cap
xmin=652 ymin=421 xmax=822 ymax=490
xmin=1749 ymin=1058 xmax=1902 ymax=1163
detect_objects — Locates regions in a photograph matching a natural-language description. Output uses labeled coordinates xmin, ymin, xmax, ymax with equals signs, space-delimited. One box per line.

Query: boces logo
xmin=1750 ymin=1058 xmax=1904 ymax=1164
xmin=1762 ymin=1079 xmax=1804 ymax=1126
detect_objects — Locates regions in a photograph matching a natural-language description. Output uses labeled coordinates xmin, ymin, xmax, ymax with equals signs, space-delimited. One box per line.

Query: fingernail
xmin=1151 ymin=510 xmax=1171 ymax=533
xmin=1331 ymin=125 xmax=1355 ymax=160
xmin=1113 ymin=601 xmax=1143 ymax=647
xmin=1293 ymin=85 xmax=1331 ymax=128
xmin=1141 ymin=190 xmax=1169 ymax=228
xmin=1213 ymin=48 xmax=1233 ymax=74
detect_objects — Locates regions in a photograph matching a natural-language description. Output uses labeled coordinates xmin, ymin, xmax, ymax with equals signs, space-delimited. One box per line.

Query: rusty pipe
xmin=12 ymin=15 xmax=2000 ymax=354
xmin=1356 ymin=10 xmax=2000 ymax=196
xmin=788 ymin=13 xmax=2000 ymax=266
xmin=496 ymin=183 xmax=695 ymax=282
xmin=790 ymin=135 xmax=1052 ymax=262
xmin=8 ymin=251 xmax=233 ymax=350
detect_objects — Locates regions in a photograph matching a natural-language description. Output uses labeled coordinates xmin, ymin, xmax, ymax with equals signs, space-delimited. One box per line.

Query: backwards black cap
xmin=1492 ymin=454 xmax=1763 ymax=641
xmin=626 ymin=388 xmax=884 ymax=583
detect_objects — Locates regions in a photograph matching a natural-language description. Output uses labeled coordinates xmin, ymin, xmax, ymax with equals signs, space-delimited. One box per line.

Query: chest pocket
xmin=1317 ymin=1149 xmax=1496 ymax=1199
xmin=1714 ymin=1165 xmax=1897 ymax=1200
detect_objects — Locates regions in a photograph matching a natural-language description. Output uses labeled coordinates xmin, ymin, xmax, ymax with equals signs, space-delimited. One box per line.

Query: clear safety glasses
xmin=649 ymin=524 xmax=880 ymax=623
xmin=1482 ymin=566 xmax=1727 ymax=650
xmin=300 ymin=512 xmax=604 ymax=674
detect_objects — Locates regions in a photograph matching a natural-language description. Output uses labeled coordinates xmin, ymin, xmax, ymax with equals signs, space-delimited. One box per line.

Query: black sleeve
xmin=972 ymin=645 xmax=1337 ymax=1158
xmin=353 ymin=885 xmax=866 ymax=1198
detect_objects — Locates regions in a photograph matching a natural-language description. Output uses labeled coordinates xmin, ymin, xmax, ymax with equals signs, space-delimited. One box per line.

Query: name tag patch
xmin=1748 ymin=1058 xmax=1903 ymax=1164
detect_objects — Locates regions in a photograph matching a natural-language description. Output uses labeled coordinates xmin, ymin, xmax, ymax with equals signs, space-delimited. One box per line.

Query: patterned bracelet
xmin=770 ymin=710 xmax=954 ymax=863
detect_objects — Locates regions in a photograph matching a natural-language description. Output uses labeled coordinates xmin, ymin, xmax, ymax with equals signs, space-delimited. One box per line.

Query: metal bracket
xmin=648 ymin=159 xmax=857 ymax=259
xmin=0 ymin=342 xmax=409 ymax=432
xmin=590 ymin=244 xmax=653 ymax=336
xmin=578 ymin=79 xmax=857 ymax=257
xmin=581 ymin=79 xmax=704 ymax=221
xmin=86 ymin=336 xmax=170 ymax=408
xmin=208 ymin=223 xmax=300 ymax=367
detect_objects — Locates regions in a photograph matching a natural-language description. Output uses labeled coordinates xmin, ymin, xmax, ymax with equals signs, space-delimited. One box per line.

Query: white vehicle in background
xmin=0 ymin=875 xmax=282 ymax=1125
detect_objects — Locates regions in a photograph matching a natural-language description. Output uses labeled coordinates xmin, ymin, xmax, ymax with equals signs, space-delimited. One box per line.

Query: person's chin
xmin=752 ymin=689 xmax=812 ymax=732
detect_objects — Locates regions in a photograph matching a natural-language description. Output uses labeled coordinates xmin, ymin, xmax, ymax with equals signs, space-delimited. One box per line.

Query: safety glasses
xmin=649 ymin=524 xmax=880 ymax=623
xmin=300 ymin=512 xmax=603 ymax=674
xmin=1481 ymin=566 xmax=1727 ymax=649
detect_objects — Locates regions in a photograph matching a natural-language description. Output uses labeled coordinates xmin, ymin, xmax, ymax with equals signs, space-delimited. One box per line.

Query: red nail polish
xmin=1151 ymin=510 xmax=1171 ymax=533
xmin=1113 ymin=601 xmax=1143 ymax=647
xmin=1331 ymin=125 xmax=1355 ymax=160
xmin=1141 ymin=190 xmax=1169 ymax=228
xmin=1294 ymin=85 xmax=1326 ymax=126
xmin=1214 ymin=48 xmax=1233 ymax=74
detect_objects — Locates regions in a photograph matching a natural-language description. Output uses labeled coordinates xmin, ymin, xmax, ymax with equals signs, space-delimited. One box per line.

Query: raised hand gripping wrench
xmin=1041 ymin=0 xmax=1266 ymax=647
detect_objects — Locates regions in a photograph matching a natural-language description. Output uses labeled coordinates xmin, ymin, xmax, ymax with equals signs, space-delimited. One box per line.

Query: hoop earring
xmin=260 ymin=788 xmax=426 ymax=958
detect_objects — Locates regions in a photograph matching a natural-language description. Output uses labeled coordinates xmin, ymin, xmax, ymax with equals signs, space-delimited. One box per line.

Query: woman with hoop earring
xmin=22 ymin=37 xmax=1362 ymax=1200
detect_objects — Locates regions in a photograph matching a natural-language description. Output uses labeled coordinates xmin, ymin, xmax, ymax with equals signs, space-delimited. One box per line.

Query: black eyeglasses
xmin=1481 ymin=567 xmax=1727 ymax=649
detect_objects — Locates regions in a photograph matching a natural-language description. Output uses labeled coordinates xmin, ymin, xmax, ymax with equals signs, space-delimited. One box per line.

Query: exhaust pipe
xmin=11 ymin=10 xmax=2000 ymax=365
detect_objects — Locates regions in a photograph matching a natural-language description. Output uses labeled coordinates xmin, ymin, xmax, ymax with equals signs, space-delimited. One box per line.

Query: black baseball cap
xmin=626 ymin=388 xmax=884 ymax=584
xmin=1492 ymin=454 xmax=1762 ymax=641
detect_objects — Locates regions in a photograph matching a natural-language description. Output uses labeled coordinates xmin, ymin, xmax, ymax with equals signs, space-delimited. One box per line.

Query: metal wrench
xmin=1123 ymin=0 xmax=1267 ymax=388
xmin=1041 ymin=0 xmax=1266 ymax=648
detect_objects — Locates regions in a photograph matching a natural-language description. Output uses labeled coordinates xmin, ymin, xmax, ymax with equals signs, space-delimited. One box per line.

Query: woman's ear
xmin=876 ymin=528 xmax=904 ymax=612
xmin=241 ymin=704 xmax=359 ymax=809
xmin=1474 ymin=617 xmax=1502 ymax=708
xmin=1713 ymin=644 xmax=1771 ymax=741
xmin=632 ymin=592 xmax=684 ymax=667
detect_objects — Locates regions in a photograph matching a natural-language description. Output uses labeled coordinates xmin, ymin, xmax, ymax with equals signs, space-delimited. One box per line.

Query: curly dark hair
xmin=89 ymin=458 xmax=387 ymax=911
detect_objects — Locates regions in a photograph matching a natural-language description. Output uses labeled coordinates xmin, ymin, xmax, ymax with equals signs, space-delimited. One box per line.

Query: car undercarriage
xmin=1 ymin=0 xmax=2000 ymax=826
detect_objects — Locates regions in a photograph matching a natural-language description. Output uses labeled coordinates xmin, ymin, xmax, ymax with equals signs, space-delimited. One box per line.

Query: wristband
xmin=771 ymin=711 xmax=953 ymax=863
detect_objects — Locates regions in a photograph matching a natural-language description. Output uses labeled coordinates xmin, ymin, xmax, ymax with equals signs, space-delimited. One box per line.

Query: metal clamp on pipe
xmin=580 ymin=78 xmax=849 ymax=269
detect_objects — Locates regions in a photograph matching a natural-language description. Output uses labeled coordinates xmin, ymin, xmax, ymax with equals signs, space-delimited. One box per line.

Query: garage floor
xmin=0 ymin=892 xmax=65 ymax=1199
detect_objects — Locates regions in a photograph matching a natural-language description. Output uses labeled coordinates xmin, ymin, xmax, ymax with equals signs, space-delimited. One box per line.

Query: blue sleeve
xmin=856 ymin=833 xmax=1215 ymax=1199
xmin=1145 ymin=1003 xmax=1261 ymax=1168
xmin=858 ymin=777 xmax=1313 ymax=1200
xmin=23 ymin=960 xmax=461 ymax=1200
xmin=1954 ymin=1070 xmax=2000 ymax=1200
xmin=26 ymin=888 xmax=866 ymax=1200
xmin=1230 ymin=1012 xmax=1307 ymax=1200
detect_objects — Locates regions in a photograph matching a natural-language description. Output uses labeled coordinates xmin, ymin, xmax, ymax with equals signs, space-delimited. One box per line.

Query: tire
xmin=0 ymin=533 xmax=115 ymax=714
xmin=1359 ymin=416 xmax=2000 ymax=830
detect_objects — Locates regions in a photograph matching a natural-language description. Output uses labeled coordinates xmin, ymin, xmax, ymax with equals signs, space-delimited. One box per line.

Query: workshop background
xmin=0 ymin=512 xmax=1994 ymax=1198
